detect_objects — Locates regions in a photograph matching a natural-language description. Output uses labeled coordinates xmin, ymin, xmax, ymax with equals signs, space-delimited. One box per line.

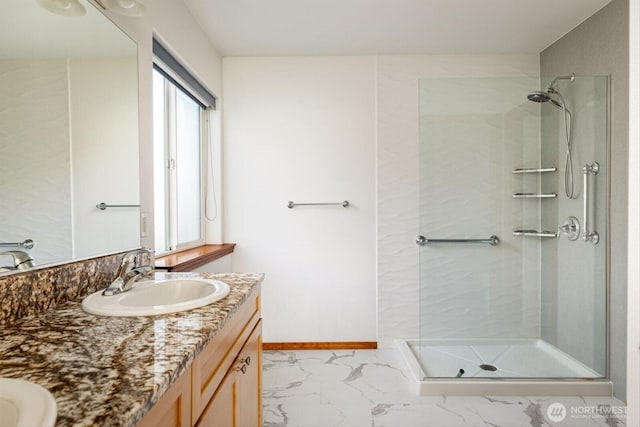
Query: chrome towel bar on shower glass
xmin=287 ymin=201 xmax=349 ymax=208
xmin=96 ymin=202 xmax=141 ymax=210
xmin=415 ymin=235 xmax=500 ymax=246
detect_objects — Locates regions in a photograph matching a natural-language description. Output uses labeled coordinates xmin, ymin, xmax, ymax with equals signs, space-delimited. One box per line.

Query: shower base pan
xmin=397 ymin=339 xmax=612 ymax=396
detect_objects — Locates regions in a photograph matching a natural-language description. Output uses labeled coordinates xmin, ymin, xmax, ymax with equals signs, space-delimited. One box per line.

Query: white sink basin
xmin=82 ymin=278 xmax=230 ymax=316
xmin=0 ymin=378 xmax=57 ymax=427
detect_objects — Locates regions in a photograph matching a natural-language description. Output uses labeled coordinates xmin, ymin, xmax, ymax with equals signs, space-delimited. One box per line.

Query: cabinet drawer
xmin=138 ymin=366 xmax=191 ymax=427
xmin=191 ymin=287 xmax=260 ymax=421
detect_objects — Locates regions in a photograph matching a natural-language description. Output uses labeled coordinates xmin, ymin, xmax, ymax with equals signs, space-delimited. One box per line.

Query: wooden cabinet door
xmin=195 ymin=368 xmax=238 ymax=427
xmin=138 ymin=367 xmax=191 ymax=427
xmin=196 ymin=320 xmax=262 ymax=427
xmin=237 ymin=320 xmax=262 ymax=427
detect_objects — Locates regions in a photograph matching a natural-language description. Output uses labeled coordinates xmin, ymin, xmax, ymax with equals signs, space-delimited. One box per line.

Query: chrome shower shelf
xmin=512 ymin=167 xmax=557 ymax=174
xmin=512 ymin=193 xmax=557 ymax=198
xmin=513 ymin=230 xmax=558 ymax=238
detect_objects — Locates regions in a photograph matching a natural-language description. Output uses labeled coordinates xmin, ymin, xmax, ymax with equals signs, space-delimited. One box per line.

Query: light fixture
xmin=36 ymin=0 xmax=86 ymax=16
xmin=101 ymin=0 xmax=145 ymax=16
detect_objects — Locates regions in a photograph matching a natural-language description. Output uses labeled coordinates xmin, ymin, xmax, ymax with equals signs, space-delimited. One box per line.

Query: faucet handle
xmin=135 ymin=248 xmax=154 ymax=267
xmin=121 ymin=248 xmax=154 ymax=266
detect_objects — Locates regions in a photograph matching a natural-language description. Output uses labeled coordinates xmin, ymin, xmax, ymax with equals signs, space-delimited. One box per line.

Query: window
xmin=153 ymin=68 xmax=206 ymax=253
xmin=151 ymin=39 xmax=217 ymax=254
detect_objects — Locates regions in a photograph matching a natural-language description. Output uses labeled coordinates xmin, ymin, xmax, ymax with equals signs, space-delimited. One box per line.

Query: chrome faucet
xmin=102 ymin=248 xmax=154 ymax=296
xmin=0 ymin=250 xmax=35 ymax=271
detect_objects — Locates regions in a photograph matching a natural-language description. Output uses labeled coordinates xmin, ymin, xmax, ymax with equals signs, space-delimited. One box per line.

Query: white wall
xmin=223 ymin=57 xmax=377 ymax=343
xmin=101 ymin=0 xmax=223 ymax=250
xmin=376 ymin=54 xmax=539 ymax=346
xmin=69 ymin=58 xmax=140 ymax=258
xmin=193 ymin=255 xmax=232 ymax=274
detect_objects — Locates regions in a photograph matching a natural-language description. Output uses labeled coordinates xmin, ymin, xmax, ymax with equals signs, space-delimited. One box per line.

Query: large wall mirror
xmin=0 ymin=0 xmax=140 ymax=275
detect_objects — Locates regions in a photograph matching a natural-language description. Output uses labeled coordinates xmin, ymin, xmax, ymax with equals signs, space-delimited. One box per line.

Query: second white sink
xmin=0 ymin=378 xmax=57 ymax=427
xmin=82 ymin=278 xmax=230 ymax=316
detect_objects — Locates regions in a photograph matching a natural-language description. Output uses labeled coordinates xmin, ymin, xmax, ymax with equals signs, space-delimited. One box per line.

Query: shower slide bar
xmin=512 ymin=167 xmax=557 ymax=174
xmin=0 ymin=239 xmax=34 ymax=249
xmin=512 ymin=230 xmax=558 ymax=238
xmin=415 ymin=235 xmax=500 ymax=246
xmin=582 ymin=162 xmax=600 ymax=244
xmin=96 ymin=202 xmax=141 ymax=210
xmin=287 ymin=200 xmax=349 ymax=208
xmin=513 ymin=193 xmax=557 ymax=198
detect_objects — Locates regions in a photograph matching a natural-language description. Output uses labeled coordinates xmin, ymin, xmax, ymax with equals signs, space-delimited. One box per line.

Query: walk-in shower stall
xmin=398 ymin=75 xmax=611 ymax=395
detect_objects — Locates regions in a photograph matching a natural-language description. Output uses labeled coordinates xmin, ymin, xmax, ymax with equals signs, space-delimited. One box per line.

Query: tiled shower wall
xmin=376 ymin=54 xmax=540 ymax=346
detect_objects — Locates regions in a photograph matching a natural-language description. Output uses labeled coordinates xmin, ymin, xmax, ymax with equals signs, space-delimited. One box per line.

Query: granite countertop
xmin=0 ymin=272 xmax=264 ymax=427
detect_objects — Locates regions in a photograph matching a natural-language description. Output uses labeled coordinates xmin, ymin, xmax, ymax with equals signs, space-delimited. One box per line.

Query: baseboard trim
xmin=263 ymin=342 xmax=378 ymax=351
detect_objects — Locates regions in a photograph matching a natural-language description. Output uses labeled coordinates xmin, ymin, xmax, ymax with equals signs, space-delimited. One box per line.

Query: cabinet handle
xmin=241 ymin=356 xmax=251 ymax=366
xmin=235 ymin=363 xmax=247 ymax=374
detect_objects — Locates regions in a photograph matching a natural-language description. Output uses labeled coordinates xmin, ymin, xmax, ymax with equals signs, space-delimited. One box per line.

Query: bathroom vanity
xmin=138 ymin=275 xmax=262 ymax=427
xmin=0 ymin=272 xmax=263 ymax=427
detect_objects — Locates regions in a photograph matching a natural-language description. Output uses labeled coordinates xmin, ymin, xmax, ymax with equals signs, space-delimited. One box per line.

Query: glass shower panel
xmin=540 ymin=75 xmax=608 ymax=377
xmin=416 ymin=76 xmax=607 ymax=379
xmin=417 ymin=77 xmax=541 ymax=378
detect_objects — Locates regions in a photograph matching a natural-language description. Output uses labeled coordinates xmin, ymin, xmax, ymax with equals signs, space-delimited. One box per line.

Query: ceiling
xmin=182 ymin=0 xmax=612 ymax=57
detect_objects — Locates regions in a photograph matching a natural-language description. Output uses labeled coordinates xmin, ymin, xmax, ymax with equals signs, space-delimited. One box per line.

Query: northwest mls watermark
xmin=544 ymin=401 xmax=627 ymax=425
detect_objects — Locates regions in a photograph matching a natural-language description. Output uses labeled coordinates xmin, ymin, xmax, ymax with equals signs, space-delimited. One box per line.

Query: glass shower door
xmin=539 ymin=75 xmax=609 ymax=378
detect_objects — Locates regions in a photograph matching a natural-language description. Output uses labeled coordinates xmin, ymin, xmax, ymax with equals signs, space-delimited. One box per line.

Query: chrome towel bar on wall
xmin=415 ymin=235 xmax=500 ymax=246
xmin=96 ymin=202 xmax=141 ymax=210
xmin=0 ymin=239 xmax=34 ymax=249
xmin=287 ymin=201 xmax=349 ymax=208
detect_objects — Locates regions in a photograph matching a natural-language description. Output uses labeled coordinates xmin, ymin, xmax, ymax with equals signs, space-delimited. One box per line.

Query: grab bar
xmin=582 ymin=162 xmax=600 ymax=244
xmin=96 ymin=202 xmax=141 ymax=211
xmin=416 ymin=235 xmax=500 ymax=246
xmin=288 ymin=200 xmax=349 ymax=208
xmin=0 ymin=239 xmax=34 ymax=250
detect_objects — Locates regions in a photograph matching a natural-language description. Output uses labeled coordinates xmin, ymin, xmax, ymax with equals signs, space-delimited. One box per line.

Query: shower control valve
xmin=558 ymin=216 xmax=580 ymax=241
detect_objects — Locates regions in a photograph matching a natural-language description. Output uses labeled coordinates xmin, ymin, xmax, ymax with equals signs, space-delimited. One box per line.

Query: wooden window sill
xmin=154 ymin=244 xmax=236 ymax=272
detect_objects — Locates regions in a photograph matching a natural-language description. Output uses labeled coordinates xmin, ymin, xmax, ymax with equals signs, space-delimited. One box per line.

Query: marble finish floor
xmin=262 ymin=349 xmax=626 ymax=427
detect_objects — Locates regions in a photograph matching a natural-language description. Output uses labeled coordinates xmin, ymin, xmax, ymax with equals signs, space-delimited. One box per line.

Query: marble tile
xmin=263 ymin=349 xmax=627 ymax=427
xmin=264 ymin=403 xmax=372 ymax=427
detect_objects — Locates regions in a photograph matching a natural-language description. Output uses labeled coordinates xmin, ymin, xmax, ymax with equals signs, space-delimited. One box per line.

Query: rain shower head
xmin=527 ymin=90 xmax=563 ymax=109
xmin=527 ymin=90 xmax=552 ymax=103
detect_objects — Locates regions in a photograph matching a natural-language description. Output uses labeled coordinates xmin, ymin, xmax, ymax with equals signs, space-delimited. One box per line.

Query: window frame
xmin=153 ymin=63 xmax=209 ymax=255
